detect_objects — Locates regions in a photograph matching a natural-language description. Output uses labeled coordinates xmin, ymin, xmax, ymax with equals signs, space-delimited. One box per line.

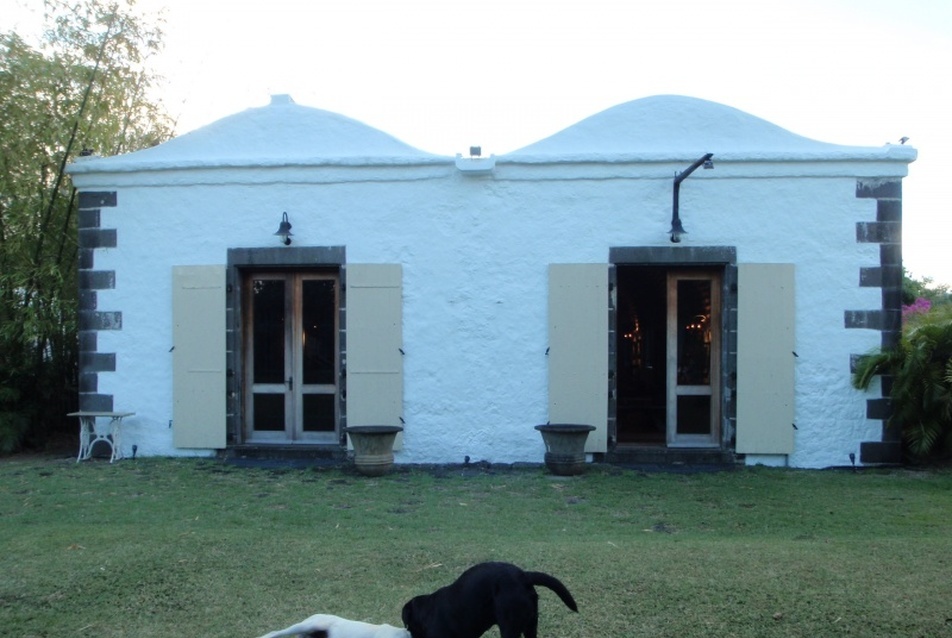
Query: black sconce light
xmin=274 ymin=211 xmax=293 ymax=245
xmin=670 ymin=153 xmax=714 ymax=243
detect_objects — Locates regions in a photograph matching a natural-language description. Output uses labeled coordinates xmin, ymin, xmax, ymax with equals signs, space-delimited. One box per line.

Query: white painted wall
xmin=69 ymin=96 xmax=915 ymax=468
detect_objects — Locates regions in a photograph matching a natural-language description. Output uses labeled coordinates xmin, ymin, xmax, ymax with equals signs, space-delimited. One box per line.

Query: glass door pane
xmin=667 ymin=272 xmax=720 ymax=447
xmin=302 ymin=394 xmax=336 ymax=433
xmin=252 ymin=394 xmax=285 ymax=431
xmin=676 ymin=279 xmax=712 ymax=387
xmin=301 ymin=279 xmax=336 ymax=385
xmin=298 ymin=277 xmax=337 ymax=439
xmin=676 ymin=395 xmax=712 ymax=435
xmin=252 ymin=279 xmax=286 ymax=384
xmin=249 ymin=277 xmax=289 ymax=437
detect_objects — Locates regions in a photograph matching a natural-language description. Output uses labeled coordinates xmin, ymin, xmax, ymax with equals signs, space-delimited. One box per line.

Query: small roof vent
xmin=270 ymin=94 xmax=295 ymax=106
xmin=455 ymin=152 xmax=495 ymax=175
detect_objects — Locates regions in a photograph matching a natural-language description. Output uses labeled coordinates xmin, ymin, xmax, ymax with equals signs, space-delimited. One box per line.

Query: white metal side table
xmin=67 ymin=411 xmax=135 ymax=463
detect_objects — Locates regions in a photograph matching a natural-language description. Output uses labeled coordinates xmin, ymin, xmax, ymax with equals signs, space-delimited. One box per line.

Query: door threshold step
xmin=601 ymin=446 xmax=736 ymax=467
xmin=220 ymin=444 xmax=347 ymax=468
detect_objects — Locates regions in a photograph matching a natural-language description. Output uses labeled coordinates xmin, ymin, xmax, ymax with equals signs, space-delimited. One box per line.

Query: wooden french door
xmin=666 ymin=271 xmax=721 ymax=447
xmin=243 ymin=271 xmax=339 ymax=443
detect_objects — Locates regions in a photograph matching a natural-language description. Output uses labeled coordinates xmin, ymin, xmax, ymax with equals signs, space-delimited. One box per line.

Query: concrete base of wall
xmin=743 ymin=454 xmax=789 ymax=467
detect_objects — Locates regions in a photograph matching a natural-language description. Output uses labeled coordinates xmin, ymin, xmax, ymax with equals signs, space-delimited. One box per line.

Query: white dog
xmin=256 ymin=613 xmax=410 ymax=638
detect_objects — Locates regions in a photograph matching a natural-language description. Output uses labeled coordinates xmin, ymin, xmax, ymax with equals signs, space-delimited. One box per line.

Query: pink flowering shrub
xmin=902 ymin=297 xmax=932 ymax=323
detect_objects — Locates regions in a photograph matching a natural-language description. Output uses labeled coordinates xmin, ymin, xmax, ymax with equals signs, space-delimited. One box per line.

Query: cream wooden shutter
xmin=346 ymin=264 xmax=403 ymax=449
xmin=548 ymin=264 xmax=609 ymax=453
xmin=172 ymin=265 xmax=226 ymax=448
xmin=736 ymin=263 xmax=796 ymax=454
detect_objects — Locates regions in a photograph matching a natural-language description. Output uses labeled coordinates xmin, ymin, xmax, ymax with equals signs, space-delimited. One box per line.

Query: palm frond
xmin=855 ymin=309 xmax=952 ymax=461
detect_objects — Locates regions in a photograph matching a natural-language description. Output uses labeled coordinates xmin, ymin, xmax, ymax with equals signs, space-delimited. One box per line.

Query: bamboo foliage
xmin=0 ymin=0 xmax=173 ymax=452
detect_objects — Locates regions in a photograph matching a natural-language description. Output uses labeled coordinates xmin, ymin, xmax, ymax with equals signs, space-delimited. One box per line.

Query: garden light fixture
xmin=274 ymin=211 xmax=293 ymax=245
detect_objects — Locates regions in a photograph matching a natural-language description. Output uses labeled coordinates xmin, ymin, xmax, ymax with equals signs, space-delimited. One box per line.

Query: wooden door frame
xmin=226 ymin=246 xmax=346 ymax=447
xmin=666 ymin=270 xmax=721 ymax=448
xmin=608 ymin=246 xmax=737 ymax=452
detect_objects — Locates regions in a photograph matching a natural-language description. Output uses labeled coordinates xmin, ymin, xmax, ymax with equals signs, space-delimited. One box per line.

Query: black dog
xmin=401 ymin=561 xmax=578 ymax=638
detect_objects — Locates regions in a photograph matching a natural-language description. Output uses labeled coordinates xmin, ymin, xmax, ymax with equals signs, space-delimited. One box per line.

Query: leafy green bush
xmin=903 ymin=271 xmax=951 ymax=307
xmin=853 ymin=305 xmax=952 ymax=461
xmin=0 ymin=387 xmax=30 ymax=454
xmin=1 ymin=0 xmax=172 ymax=452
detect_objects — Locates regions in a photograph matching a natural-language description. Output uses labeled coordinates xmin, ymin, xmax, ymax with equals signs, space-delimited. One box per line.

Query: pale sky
xmin=5 ymin=0 xmax=951 ymax=286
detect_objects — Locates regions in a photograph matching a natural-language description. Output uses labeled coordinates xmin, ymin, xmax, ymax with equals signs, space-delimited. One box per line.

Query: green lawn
xmin=1 ymin=456 xmax=950 ymax=637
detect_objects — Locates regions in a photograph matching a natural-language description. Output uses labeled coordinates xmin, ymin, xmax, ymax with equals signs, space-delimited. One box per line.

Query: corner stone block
xmin=880 ymin=375 xmax=894 ymax=397
xmin=882 ymin=287 xmax=903 ymax=311
xmin=78 ymin=372 xmax=98 ymax=393
xmin=79 ymin=351 xmax=116 ymax=373
xmin=859 ymin=267 xmax=883 ymax=288
xmin=880 ymin=244 xmax=902 ymax=267
xmin=78 ymin=248 xmax=94 ymax=270
xmin=879 ymin=265 xmax=903 ymax=289
xmin=877 ymin=199 xmax=902 ymax=222
xmin=79 ymin=270 xmax=115 ymax=290
xmin=79 ymin=311 xmax=122 ymax=331
xmin=844 ymin=310 xmax=883 ymax=330
xmin=856 ymin=221 xmax=901 ymax=244
xmin=866 ymin=398 xmax=892 ymax=420
xmin=881 ymin=309 xmax=902 ymax=333
xmin=78 ymin=209 xmax=101 ymax=228
xmin=856 ymin=179 xmax=901 ymax=200
xmin=78 ymin=331 xmax=97 ymax=351
xmin=79 ymin=393 xmax=114 ymax=412
xmin=860 ymin=441 xmax=902 ymax=464
xmin=79 ymin=228 xmax=117 ymax=249
xmin=78 ymin=191 xmax=117 ymax=209
xmin=881 ymin=329 xmax=901 ymax=350
xmin=79 ymin=289 xmax=98 ymax=311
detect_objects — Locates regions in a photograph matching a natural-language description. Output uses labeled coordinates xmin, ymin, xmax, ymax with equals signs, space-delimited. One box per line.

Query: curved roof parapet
xmin=69 ymin=94 xmax=446 ymax=173
xmin=504 ymin=95 xmax=918 ymax=164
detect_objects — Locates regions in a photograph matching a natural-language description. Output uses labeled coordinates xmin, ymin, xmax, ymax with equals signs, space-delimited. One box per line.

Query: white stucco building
xmin=67 ymin=94 xmax=916 ymax=468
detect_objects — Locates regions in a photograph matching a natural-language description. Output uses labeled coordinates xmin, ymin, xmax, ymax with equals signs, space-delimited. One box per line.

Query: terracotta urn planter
xmin=343 ymin=425 xmax=403 ymax=476
xmin=534 ymin=423 xmax=596 ymax=476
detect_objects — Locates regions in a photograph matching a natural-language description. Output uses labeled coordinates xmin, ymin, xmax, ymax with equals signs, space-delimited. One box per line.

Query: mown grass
xmin=1 ymin=457 xmax=951 ymax=637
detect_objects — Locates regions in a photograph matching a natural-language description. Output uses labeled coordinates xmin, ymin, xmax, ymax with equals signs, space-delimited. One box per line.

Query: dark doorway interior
xmin=616 ymin=266 xmax=667 ymax=444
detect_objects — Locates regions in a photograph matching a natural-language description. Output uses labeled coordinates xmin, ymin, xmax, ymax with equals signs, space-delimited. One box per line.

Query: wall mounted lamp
xmin=274 ymin=211 xmax=293 ymax=245
xmin=670 ymin=153 xmax=714 ymax=243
